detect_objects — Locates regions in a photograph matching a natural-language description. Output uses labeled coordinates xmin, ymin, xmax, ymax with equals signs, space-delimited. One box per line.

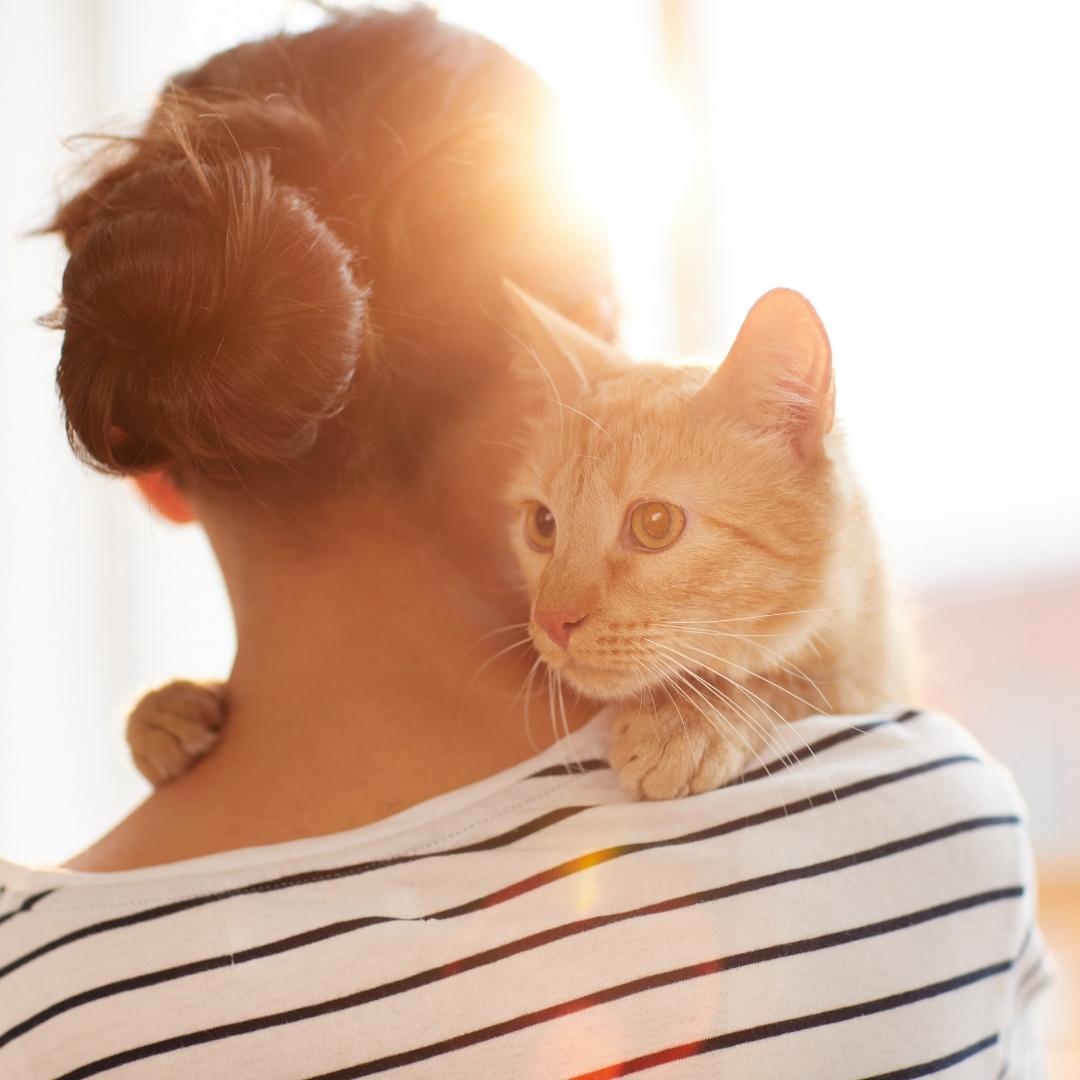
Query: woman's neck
xmin=67 ymin=517 xmax=593 ymax=872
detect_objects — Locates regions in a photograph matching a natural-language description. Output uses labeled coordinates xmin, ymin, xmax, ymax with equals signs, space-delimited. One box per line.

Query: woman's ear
xmin=133 ymin=470 xmax=196 ymax=524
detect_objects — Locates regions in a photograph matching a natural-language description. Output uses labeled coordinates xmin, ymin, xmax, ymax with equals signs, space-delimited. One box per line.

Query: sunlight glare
xmin=544 ymin=77 xmax=693 ymax=356
xmin=436 ymin=0 xmax=691 ymax=353
xmin=556 ymin=83 xmax=692 ymax=228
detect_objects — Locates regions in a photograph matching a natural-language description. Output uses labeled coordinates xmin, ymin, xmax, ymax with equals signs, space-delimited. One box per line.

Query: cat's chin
xmin=555 ymin=657 xmax=650 ymax=701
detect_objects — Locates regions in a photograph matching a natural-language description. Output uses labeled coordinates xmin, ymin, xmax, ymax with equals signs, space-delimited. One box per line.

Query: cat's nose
xmin=535 ymin=610 xmax=587 ymax=650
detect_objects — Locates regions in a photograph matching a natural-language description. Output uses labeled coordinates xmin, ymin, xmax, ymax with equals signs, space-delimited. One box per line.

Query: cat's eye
xmin=524 ymin=502 xmax=556 ymax=552
xmin=629 ymin=501 xmax=686 ymax=551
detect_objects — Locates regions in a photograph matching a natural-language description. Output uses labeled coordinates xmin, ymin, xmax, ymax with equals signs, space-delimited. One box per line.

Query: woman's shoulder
xmin=0 ymin=706 xmax=1033 ymax=906
xmin=0 ymin=708 xmax=1048 ymax=1080
xmin=561 ymin=707 xmax=1033 ymax=871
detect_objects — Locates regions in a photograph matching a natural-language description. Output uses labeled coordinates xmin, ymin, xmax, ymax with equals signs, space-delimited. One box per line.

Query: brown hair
xmin=41 ymin=6 xmax=612 ymax=491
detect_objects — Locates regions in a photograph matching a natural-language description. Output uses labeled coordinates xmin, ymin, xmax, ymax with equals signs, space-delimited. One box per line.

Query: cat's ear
xmin=698 ymin=288 xmax=835 ymax=460
xmin=503 ymin=279 xmax=627 ymax=398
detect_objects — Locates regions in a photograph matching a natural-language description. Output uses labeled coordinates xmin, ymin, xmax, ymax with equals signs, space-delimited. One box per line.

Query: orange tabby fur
xmin=125 ymin=679 xmax=226 ymax=786
xmin=504 ymin=284 xmax=916 ymax=798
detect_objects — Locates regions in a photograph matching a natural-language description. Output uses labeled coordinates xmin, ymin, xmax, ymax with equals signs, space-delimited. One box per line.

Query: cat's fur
xmin=503 ymin=284 xmax=916 ymax=797
xmin=125 ymin=680 xmax=226 ymax=786
xmin=126 ymin=286 xmax=915 ymax=799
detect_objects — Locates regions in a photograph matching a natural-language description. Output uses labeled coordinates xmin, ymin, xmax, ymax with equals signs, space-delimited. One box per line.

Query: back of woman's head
xmin=44 ymin=6 xmax=612 ymax=492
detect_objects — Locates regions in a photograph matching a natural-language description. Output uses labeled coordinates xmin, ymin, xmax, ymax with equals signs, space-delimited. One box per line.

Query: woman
xmin=0 ymin=8 xmax=1047 ymax=1077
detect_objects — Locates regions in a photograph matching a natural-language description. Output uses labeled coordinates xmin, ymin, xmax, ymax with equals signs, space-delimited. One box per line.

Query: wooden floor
xmin=1039 ymin=865 xmax=1080 ymax=1079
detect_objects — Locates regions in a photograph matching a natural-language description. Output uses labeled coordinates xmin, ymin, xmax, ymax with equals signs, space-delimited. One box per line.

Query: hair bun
xmin=54 ymin=153 xmax=367 ymax=479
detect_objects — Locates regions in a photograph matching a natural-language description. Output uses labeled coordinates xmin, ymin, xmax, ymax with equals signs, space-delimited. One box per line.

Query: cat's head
xmin=505 ymin=283 xmax=845 ymax=702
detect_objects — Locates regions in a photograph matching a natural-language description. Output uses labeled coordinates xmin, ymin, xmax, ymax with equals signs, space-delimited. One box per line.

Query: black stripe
xmin=733 ymin=709 xmax=921 ymax=785
xmin=1 ymin=812 xmax=1018 ymax=1050
xmin=527 ymin=758 xmax=609 ymax=778
xmin=0 ymin=709 xmax=926 ymax=982
xmin=526 ymin=709 xmax=922 ymax=784
xmin=46 ymin=755 xmax=989 ymax=1078
xmin=0 ymin=889 xmax=55 ymax=929
xmin=0 ymin=805 xmax=589 ymax=981
xmin=857 ymin=1034 xmax=999 ymax=1079
xmin=427 ymin=755 xmax=977 ymax=923
xmin=302 ymin=894 xmax=1018 ymax=1080
xmin=568 ymin=963 xmax=1013 ymax=1080
xmin=60 ymin=890 xmax=1020 ymax=1080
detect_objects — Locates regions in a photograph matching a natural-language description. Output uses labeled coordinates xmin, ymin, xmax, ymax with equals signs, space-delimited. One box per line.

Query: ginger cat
xmin=126 ymin=286 xmax=915 ymax=799
xmin=502 ymin=284 xmax=915 ymax=798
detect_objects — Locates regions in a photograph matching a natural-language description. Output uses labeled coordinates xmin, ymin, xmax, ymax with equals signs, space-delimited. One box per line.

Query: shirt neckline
xmin=0 ymin=706 xmax=615 ymax=892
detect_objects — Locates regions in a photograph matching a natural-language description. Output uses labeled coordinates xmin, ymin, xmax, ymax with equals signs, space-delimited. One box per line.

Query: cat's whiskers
xmin=661 ymin=640 xmax=843 ymax=803
xmin=653 ymin=641 xmax=817 ymax=780
xmin=637 ymin=656 xmax=696 ymax=765
xmin=660 ymin=623 xmax=791 ymax=639
xmin=651 ymin=640 xmax=789 ymax=722
xmin=460 ymin=634 xmax=535 ymax=706
xmin=653 ymin=650 xmax=818 ymax=810
xmin=555 ymin=401 xmax=612 ymax=441
xmin=673 ymin=669 xmax=786 ymax=799
xmin=463 ymin=621 xmax=531 ymax=656
xmin=654 ymin=657 xmax=784 ymax=797
xmin=721 ymin=677 xmax=841 ymax=808
xmin=649 ymin=656 xmax=715 ymax=737
xmin=661 ymin=678 xmax=695 ymax=767
xmin=807 ymin=713 xmax=930 ymax=756
xmin=660 ymin=669 xmax=714 ymax=742
xmin=668 ymin=656 xmax=766 ymax=740
xmin=658 ymin=653 xmax=789 ymax=772
xmin=554 ymin=671 xmax=585 ymax=772
xmin=653 ymin=641 xmax=845 ymax=807
xmin=678 ymin=582 xmax=905 ymax=627
xmin=668 ymin=608 xmax=832 ymax=625
xmin=664 ymin=599 xmax=879 ymax=626
xmin=669 ymin=642 xmax=917 ymax=759
xmin=665 ymin=640 xmax=824 ymax=717
xmin=658 ymin=624 xmax=832 ymax=709
xmin=515 ymin=655 xmax=545 ymax=753
xmin=503 ymin=331 xmax=571 ymax=435
xmin=544 ymin=667 xmax=571 ymax=775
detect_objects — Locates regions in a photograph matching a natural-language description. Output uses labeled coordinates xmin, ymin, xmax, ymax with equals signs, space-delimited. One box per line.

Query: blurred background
xmin=1 ymin=0 xmax=1077 ymax=1072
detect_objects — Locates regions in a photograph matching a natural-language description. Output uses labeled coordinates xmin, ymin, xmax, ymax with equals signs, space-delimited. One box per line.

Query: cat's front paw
xmin=609 ymin=700 xmax=759 ymax=800
xmin=126 ymin=680 xmax=227 ymax=787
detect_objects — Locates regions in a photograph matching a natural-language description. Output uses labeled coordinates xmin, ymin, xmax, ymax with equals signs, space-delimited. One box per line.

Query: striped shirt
xmin=0 ymin=708 xmax=1050 ymax=1079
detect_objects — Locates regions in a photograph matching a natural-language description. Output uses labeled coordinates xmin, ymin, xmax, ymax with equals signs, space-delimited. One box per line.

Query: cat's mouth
xmin=530 ymin=628 xmax=655 ymax=699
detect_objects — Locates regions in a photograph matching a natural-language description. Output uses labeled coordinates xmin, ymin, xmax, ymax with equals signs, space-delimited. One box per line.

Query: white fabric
xmin=0 ymin=709 xmax=1050 ymax=1079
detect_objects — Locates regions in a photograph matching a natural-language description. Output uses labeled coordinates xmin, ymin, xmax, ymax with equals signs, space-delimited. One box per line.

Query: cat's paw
xmin=609 ymin=701 xmax=757 ymax=800
xmin=126 ymin=680 xmax=227 ymax=787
